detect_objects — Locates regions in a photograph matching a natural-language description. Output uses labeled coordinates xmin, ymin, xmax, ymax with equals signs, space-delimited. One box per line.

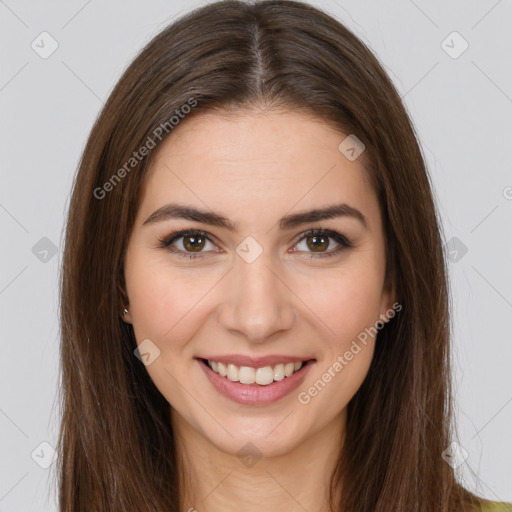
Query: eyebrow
xmin=142 ymin=202 xmax=368 ymax=231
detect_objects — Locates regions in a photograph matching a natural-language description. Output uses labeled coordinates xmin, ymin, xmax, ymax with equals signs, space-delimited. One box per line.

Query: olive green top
xmin=480 ymin=502 xmax=512 ymax=511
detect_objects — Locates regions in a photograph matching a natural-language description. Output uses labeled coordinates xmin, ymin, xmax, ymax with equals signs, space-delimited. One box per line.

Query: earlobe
xmin=121 ymin=307 xmax=132 ymax=323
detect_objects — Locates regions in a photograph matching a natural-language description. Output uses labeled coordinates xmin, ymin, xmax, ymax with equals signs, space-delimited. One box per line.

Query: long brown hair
xmin=57 ymin=1 xmax=492 ymax=510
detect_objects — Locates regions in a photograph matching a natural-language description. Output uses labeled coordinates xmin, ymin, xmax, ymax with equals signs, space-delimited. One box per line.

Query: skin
xmin=122 ymin=108 xmax=396 ymax=512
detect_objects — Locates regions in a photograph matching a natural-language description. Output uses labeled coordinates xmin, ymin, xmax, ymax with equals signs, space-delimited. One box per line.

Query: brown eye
xmin=305 ymin=233 xmax=330 ymax=252
xmin=181 ymin=233 xmax=207 ymax=252
xmin=159 ymin=228 xmax=352 ymax=261
xmin=159 ymin=229 xmax=216 ymax=259
xmin=294 ymin=229 xmax=352 ymax=258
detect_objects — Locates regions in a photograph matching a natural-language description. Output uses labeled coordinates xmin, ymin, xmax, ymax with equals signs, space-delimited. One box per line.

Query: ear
xmin=378 ymin=267 xmax=398 ymax=325
xmin=118 ymin=271 xmax=132 ymax=323
xmin=121 ymin=307 xmax=133 ymax=324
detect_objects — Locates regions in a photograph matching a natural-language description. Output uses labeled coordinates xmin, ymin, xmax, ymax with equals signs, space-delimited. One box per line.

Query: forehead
xmin=137 ymin=109 xmax=380 ymax=231
xmin=149 ymin=108 xmax=365 ymax=174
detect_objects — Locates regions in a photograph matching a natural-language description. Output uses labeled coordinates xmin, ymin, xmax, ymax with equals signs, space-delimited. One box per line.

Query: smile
xmin=205 ymin=359 xmax=304 ymax=385
xmin=196 ymin=357 xmax=316 ymax=405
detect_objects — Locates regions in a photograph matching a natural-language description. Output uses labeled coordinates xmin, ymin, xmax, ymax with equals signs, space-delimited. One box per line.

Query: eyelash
xmin=157 ymin=228 xmax=353 ymax=260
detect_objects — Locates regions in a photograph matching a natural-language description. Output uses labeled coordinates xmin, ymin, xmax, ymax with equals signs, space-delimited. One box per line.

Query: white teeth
xmin=284 ymin=362 xmax=295 ymax=377
xmin=255 ymin=366 xmax=274 ymax=385
xmin=239 ymin=366 xmax=255 ymax=384
xmin=273 ymin=363 xmax=285 ymax=381
xmin=205 ymin=359 xmax=306 ymax=385
xmin=217 ymin=362 xmax=227 ymax=377
xmin=227 ymin=363 xmax=238 ymax=381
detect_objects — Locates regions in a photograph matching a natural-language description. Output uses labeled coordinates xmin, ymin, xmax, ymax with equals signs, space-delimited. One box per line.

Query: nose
xmin=215 ymin=251 xmax=296 ymax=343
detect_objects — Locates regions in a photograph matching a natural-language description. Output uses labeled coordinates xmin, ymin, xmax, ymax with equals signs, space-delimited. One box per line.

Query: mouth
xmin=199 ymin=358 xmax=313 ymax=386
xmin=195 ymin=357 xmax=316 ymax=405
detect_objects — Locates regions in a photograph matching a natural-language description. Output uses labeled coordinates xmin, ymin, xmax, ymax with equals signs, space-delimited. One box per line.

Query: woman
xmin=57 ymin=1 xmax=511 ymax=510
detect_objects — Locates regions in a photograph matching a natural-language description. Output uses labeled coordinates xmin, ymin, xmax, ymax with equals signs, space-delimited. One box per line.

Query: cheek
xmin=309 ymin=344 xmax=375 ymax=420
xmin=300 ymin=273 xmax=379 ymax=412
xmin=306 ymin=266 xmax=383 ymax=408
xmin=300 ymin=264 xmax=384 ymax=345
xmin=125 ymin=254 xmax=218 ymax=349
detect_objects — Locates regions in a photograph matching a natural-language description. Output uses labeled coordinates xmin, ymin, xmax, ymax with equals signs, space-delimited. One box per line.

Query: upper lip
xmin=198 ymin=354 xmax=316 ymax=367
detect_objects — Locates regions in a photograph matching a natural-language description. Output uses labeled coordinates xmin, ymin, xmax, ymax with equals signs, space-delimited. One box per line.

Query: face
xmin=122 ymin=108 xmax=395 ymax=458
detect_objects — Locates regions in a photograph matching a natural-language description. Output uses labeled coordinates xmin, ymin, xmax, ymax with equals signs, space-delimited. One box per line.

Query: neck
xmin=173 ymin=408 xmax=346 ymax=512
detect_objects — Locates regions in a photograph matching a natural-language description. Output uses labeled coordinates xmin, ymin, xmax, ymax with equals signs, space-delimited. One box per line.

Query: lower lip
xmin=196 ymin=358 xmax=315 ymax=406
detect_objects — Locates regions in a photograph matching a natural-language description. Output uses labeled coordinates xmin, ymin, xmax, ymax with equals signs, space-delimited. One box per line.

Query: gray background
xmin=0 ymin=0 xmax=511 ymax=510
